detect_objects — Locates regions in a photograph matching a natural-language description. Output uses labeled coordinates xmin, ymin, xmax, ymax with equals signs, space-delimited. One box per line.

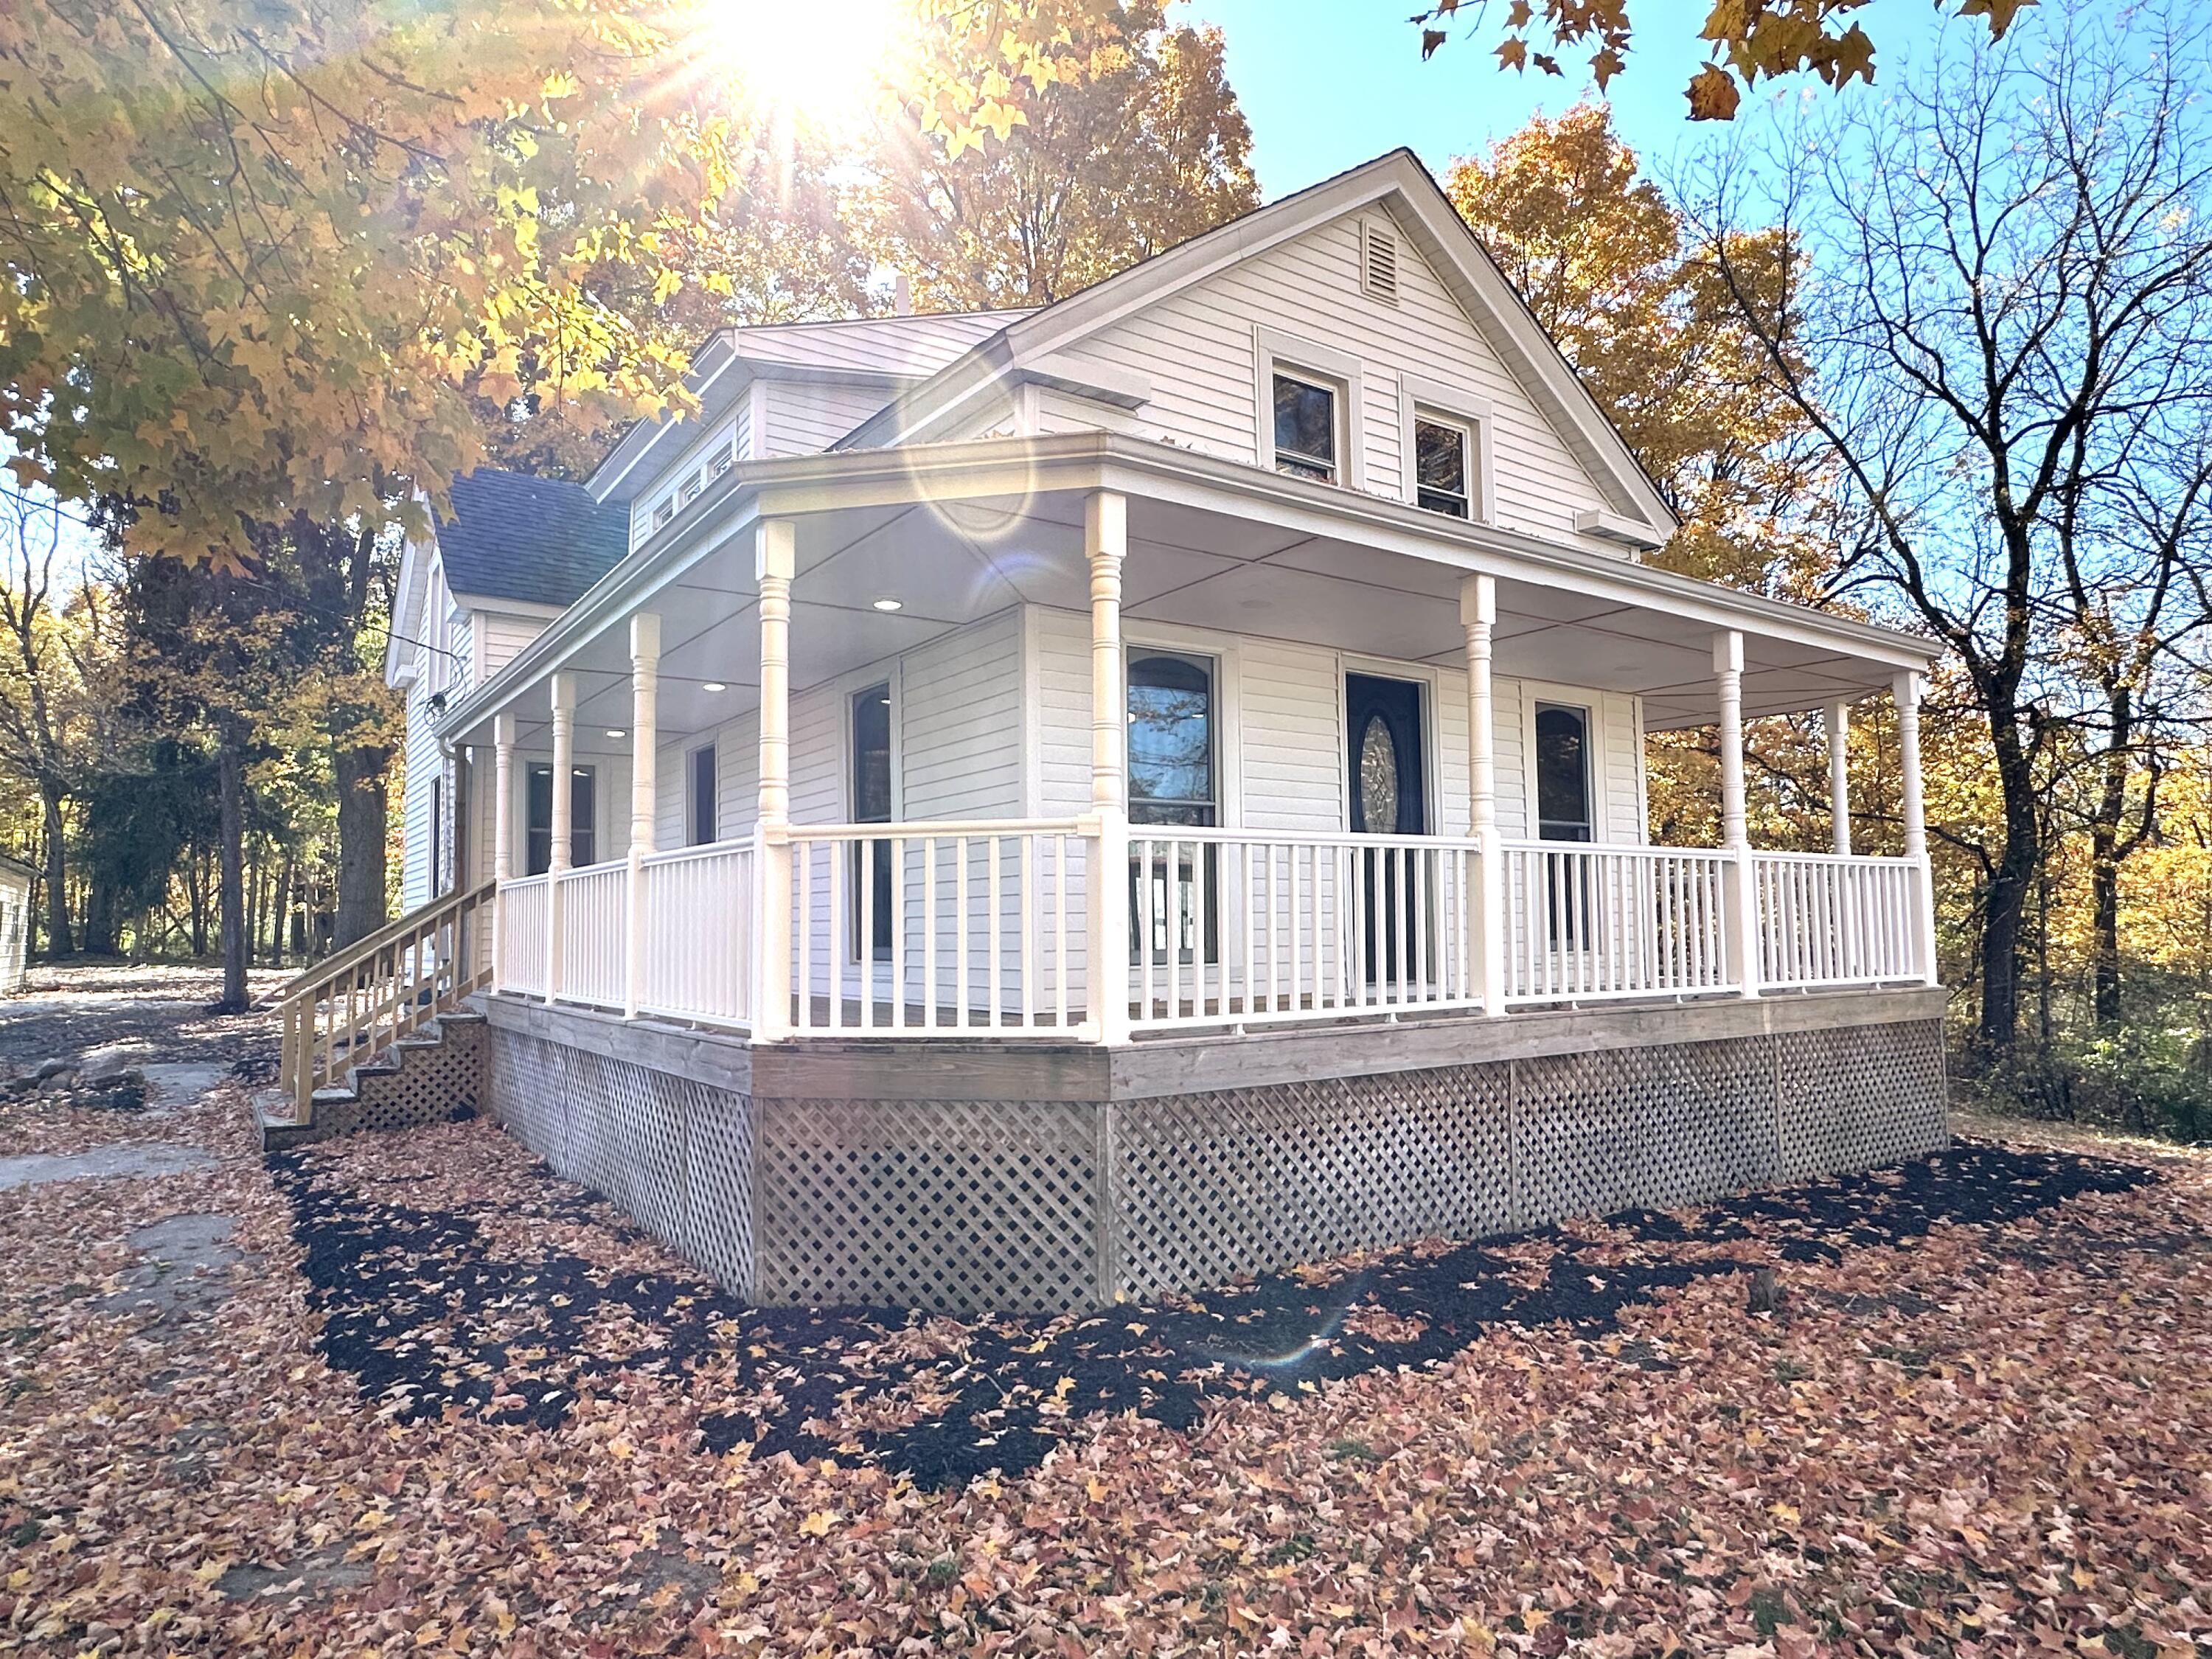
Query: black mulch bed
xmin=270 ymin=1140 xmax=2155 ymax=1492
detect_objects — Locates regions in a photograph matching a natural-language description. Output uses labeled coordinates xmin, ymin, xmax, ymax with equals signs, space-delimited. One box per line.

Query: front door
xmin=1346 ymin=674 xmax=1426 ymax=986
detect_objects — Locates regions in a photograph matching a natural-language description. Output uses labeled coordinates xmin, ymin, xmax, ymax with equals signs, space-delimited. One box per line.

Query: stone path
xmin=0 ymin=1142 xmax=218 ymax=1189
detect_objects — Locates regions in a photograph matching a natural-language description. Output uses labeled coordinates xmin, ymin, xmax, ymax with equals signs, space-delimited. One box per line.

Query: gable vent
xmin=1361 ymin=221 xmax=1400 ymax=301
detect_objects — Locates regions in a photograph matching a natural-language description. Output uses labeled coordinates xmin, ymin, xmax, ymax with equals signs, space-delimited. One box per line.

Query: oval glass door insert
xmin=1359 ymin=713 xmax=1399 ymax=832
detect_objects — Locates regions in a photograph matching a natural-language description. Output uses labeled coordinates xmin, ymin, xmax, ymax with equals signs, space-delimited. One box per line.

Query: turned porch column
xmin=1714 ymin=631 xmax=1761 ymax=998
xmin=545 ymin=672 xmax=576 ymax=1001
xmin=492 ymin=712 xmax=515 ymax=987
xmin=752 ymin=521 xmax=796 ymax=1042
xmin=1084 ymin=490 xmax=1131 ymax=1046
xmin=1461 ymin=574 xmax=1507 ymax=1016
xmin=1894 ymin=669 xmax=1938 ymax=984
xmin=1824 ymin=698 xmax=1851 ymax=856
xmin=625 ymin=613 xmax=661 ymax=1019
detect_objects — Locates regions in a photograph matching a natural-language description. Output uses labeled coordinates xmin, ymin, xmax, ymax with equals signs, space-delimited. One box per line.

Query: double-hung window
xmin=525 ymin=763 xmax=596 ymax=875
xmin=1413 ymin=415 xmax=1472 ymax=518
xmin=687 ymin=745 xmax=717 ymax=846
xmin=851 ymin=683 xmax=894 ymax=959
xmin=1271 ymin=372 xmax=1338 ymax=484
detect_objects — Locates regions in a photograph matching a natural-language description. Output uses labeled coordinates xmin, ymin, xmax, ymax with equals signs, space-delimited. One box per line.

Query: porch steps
xmin=257 ymin=1009 xmax=488 ymax=1151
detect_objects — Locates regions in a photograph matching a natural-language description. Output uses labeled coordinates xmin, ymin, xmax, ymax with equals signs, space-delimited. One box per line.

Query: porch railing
xmin=553 ymin=858 xmax=628 ymax=1009
xmin=492 ymin=821 xmax=1933 ymax=1039
xmin=1752 ymin=852 xmax=1923 ymax=988
xmin=499 ymin=874 xmax=551 ymax=998
xmin=1499 ymin=842 xmax=1735 ymax=1004
xmin=1130 ymin=829 xmax=1482 ymax=1029
xmin=638 ymin=841 xmax=756 ymax=1026
xmin=786 ymin=821 xmax=1088 ymax=1034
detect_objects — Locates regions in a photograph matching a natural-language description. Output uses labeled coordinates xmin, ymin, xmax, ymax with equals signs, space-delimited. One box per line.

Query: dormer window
xmin=1271 ymin=372 xmax=1338 ymax=484
xmin=680 ymin=470 xmax=703 ymax=506
xmin=1413 ymin=415 xmax=1471 ymax=518
xmin=709 ymin=442 xmax=734 ymax=479
xmin=653 ymin=495 xmax=675 ymax=529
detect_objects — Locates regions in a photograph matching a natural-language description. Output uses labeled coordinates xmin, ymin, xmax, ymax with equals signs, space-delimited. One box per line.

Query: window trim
xmin=1252 ymin=327 xmax=1364 ymax=490
xmin=1125 ymin=647 xmax=1222 ymax=829
xmin=1517 ymin=682 xmax=1614 ymax=844
xmin=1397 ymin=375 xmax=1493 ymax=523
xmin=1122 ymin=622 xmax=1243 ymax=829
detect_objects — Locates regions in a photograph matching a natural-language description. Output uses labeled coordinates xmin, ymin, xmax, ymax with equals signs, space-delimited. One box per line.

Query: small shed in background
xmin=0 ymin=855 xmax=35 ymax=993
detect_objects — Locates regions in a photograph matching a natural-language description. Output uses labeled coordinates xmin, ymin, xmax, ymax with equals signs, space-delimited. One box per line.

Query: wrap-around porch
xmin=458 ymin=445 xmax=1937 ymax=1048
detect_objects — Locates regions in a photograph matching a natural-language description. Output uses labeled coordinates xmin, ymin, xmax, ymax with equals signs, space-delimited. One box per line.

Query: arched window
xmin=1127 ymin=652 xmax=1217 ymax=827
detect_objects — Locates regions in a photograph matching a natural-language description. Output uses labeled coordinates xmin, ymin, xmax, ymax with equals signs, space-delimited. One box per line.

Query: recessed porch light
xmin=872 ymin=597 xmax=903 ymax=612
xmin=701 ymin=681 xmax=728 ymax=692
xmin=606 ymin=728 xmax=626 ymax=739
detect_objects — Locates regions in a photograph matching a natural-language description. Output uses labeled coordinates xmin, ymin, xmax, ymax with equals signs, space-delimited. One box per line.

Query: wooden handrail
xmin=276 ymin=880 xmax=497 ymax=1124
xmin=274 ymin=878 xmax=498 ymax=998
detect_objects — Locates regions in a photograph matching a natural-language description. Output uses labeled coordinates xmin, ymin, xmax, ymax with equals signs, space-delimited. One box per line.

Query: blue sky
xmin=1180 ymin=0 xmax=1963 ymax=198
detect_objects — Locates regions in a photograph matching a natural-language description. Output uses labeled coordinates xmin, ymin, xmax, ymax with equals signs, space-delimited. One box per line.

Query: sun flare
xmin=692 ymin=0 xmax=907 ymax=127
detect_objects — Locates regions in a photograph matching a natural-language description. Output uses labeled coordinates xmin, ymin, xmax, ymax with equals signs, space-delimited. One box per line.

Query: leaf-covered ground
xmin=4 ymin=971 xmax=2212 ymax=1656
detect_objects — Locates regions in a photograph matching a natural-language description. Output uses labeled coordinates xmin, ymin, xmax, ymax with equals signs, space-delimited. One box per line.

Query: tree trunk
xmin=270 ymin=858 xmax=291 ymax=968
xmin=214 ymin=717 xmax=248 ymax=1012
xmin=83 ymin=879 xmax=115 ymax=957
xmin=334 ymin=743 xmax=391 ymax=947
xmin=38 ymin=781 xmax=69 ymax=959
xmin=1977 ymin=707 xmax=2039 ymax=1058
xmin=184 ymin=857 xmax=206 ymax=957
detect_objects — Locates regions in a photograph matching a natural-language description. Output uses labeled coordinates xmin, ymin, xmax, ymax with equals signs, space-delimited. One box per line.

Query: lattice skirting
xmin=484 ymin=1029 xmax=757 ymax=1295
xmin=482 ymin=1018 xmax=1946 ymax=1316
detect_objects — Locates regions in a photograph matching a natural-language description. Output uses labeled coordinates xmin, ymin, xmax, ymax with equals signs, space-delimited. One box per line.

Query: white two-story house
xmin=304 ymin=150 xmax=1947 ymax=1316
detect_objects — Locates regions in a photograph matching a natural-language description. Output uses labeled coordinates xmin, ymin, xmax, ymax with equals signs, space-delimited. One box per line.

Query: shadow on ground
xmin=271 ymin=1139 xmax=2153 ymax=1491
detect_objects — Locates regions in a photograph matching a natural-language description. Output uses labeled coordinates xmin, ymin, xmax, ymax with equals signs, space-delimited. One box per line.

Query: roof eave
xmin=437 ymin=431 xmax=1930 ymax=745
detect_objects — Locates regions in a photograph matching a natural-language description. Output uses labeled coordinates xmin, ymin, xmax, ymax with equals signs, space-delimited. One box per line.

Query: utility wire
xmin=0 ymin=481 xmax=467 ymax=665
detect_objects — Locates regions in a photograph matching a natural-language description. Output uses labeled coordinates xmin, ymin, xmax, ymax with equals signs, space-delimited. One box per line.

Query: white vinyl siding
xmin=399 ymin=681 xmax=441 ymax=913
xmin=648 ymin=611 xmax=1025 ymax=839
xmin=1028 ymin=605 xmax=1634 ymax=842
xmin=475 ymin=611 xmax=548 ymax=682
xmin=1051 ymin=212 xmax=1620 ymax=552
xmin=898 ymin=611 xmax=1024 ymax=820
xmin=757 ymin=380 xmax=897 ymax=457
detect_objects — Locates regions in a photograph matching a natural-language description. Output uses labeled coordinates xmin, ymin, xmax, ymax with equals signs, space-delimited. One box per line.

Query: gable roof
xmin=435 ymin=468 xmax=629 ymax=609
xmin=832 ymin=150 xmax=1677 ymax=538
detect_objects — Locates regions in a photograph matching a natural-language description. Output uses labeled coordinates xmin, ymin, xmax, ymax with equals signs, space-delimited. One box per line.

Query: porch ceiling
xmin=465 ymin=481 xmax=1907 ymax=754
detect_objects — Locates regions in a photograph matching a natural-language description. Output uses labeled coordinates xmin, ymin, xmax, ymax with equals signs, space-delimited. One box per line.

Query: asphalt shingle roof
xmin=435 ymin=469 xmax=627 ymax=609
